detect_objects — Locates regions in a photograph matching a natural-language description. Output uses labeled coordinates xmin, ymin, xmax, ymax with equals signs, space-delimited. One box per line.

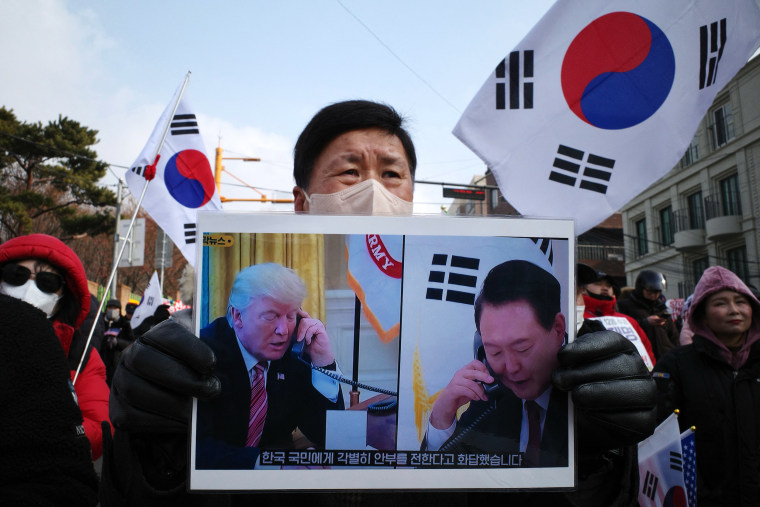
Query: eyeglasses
xmin=1 ymin=263 xmax=66 ymax=294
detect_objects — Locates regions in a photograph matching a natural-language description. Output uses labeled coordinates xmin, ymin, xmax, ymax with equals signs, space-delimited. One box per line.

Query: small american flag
xmin=681 ymin=428 xmax=697 ymax=507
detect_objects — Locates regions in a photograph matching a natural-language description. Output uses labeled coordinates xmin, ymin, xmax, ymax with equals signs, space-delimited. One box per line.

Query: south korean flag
xmin=454 ymin=0 xmax=760 ymax=234
xmin=126 ymin=78 xmax=222 ymax=267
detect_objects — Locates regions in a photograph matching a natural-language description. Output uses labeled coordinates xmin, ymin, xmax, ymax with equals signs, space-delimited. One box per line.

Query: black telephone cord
xmin=438 ymin=402 xmax=496 ymax=453
xmin=311 ymin=363 xmax=399 ymax=397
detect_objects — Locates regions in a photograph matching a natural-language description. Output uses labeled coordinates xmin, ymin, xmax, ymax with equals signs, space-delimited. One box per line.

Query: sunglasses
xmin=1 ymin=263 xmax=66 ymax=294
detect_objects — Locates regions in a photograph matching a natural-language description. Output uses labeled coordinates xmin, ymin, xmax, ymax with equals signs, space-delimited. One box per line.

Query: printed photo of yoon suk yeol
xmin=396 ymin=234 xmax=574 ymax=479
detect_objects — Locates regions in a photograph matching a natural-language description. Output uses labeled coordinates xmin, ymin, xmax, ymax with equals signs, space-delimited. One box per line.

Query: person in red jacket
xmin=577 ymin=263 xmax=656 ymax=369
xmin=0 ymin=233 xmax=111 ymax=459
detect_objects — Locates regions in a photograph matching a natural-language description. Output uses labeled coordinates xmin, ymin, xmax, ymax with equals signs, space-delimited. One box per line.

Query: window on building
xmin=727 ymin=246 xmax=749 ymax=284
xmin=489 ymin=188 xmax=500 ymax=210
xmin=719 ymin=173 xmax=742 ymax=216
xmin=692 ymin=257 xmax=709 ymax=288
xmin=660 ymin=206 xmax=674 ymax=246
xmin=635 ymin=218 xmax=648 ymax=256
xmin=679 ymin=136 xmax=700 ymax=168
xmin=712 ymin=103 xmax=735 ymax=148
xmin=687 ymin=191 xmax=704 ymax=229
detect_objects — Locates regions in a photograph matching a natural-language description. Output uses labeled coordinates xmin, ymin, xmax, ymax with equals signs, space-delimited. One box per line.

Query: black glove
xmin=110 ymin=319 xmax=220 ymax=433
xmin=552 ymin=329 xmax=657 ymax=453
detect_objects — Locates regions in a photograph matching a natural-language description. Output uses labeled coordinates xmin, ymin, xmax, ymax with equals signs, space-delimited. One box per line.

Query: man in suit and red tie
xmin=196 ymin=262 xmax=344 ymax=469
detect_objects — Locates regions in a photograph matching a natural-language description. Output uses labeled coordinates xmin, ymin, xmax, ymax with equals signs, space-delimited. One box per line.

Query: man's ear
xmin=553 ymin=312 xmax=566 ymax=344
xmin=293 ymin=186 xmax=308 ymax=212
xmin=230 ymin=307 xmax=243 ymax=329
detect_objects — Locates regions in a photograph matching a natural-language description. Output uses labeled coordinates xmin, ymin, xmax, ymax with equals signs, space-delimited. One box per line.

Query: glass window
xmin=720 ymin=173 xmax=742 ymax=216
xmin=712 ymin=103 xmax=735 ymax=148
xmin=687 ymin=191 xmax=704 ymax=229
xmin=660 ymin=206 xmax=674 ymax=246
xmin=635 ymin=218 xmax=648 ymax=256
xmin=692 ymin=257 xmax=709 ymax=288
xmin=489 ymin=188 xmax=500 ymax=210
xmin=679 ymin=136 xmax=700 ymax=168
xmin=727 ymin=246 xmax=749 ymax=283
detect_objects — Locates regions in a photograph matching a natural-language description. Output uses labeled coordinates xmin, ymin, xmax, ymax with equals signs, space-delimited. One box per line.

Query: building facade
xmin=621 ymin=56 xmax=760 ymax=298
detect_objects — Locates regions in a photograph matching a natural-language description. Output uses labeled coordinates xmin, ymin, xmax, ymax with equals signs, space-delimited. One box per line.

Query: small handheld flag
xmin=130 ymin=271 xmax=163 ymax=330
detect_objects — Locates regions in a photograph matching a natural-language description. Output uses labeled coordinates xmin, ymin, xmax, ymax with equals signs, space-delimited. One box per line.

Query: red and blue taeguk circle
xmin=164 ymin=149 xmax=216 ymax=208
xmin=561 ymin=12 xmax=675 ymax=130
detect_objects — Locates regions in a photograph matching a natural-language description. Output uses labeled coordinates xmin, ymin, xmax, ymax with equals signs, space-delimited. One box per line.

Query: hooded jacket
xmin=653 ymin=266 xmax=760 ymax=505
xmin=0 ymin=234 xmax=111 ymax=459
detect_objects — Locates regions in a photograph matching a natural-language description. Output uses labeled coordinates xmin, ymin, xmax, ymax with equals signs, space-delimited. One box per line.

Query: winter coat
xmin=0 ymin=294 xmax=99 ymax=505
xmin=582 ymin=293 xmax=656 ymax=366
xmin=653 ymin=266 xmax=760 ymax=505
xmin=0 ymin=234 xmax=111 ymax=459
xmin=617 ymin=291 xmax=680 ymax=360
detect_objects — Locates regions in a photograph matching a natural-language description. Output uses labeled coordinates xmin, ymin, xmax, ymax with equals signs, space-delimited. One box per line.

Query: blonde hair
xmin=226 ymin=263 xmax=306 ymax=326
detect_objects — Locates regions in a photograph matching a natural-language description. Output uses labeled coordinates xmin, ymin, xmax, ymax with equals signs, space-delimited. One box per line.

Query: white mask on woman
xmin=0 ymin=279 xmax=62 ymax=318
xmin=304 ymin=179 xmax=413 ymax=215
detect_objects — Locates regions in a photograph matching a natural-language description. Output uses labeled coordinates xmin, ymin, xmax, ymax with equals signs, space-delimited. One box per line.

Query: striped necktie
xmin=246 ymin=361 xmax=268 ymax=447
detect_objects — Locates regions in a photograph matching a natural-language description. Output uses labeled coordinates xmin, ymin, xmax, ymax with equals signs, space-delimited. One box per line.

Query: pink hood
xmin=688 ymin=266 xmax=760 ymax=369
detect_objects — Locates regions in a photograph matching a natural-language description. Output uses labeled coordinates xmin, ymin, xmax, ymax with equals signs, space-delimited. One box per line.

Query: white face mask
xmin=106 ymin=308 xmax=121 ymax=321
xmin=304 ymin=179 xmax=413 ymax=216
xmin=0 ymin=279 xmax=62 ymax=318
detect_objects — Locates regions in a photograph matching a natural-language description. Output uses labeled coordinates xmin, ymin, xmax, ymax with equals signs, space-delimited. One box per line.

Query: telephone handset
xmin=289 ymin=314 xmax=398 ymax=411
xmin=439 ymin=330 xmax=503 ymax=452
xmin=290 ymin=315 xmax=309 ymax=364
xmin=473 ymin=330 xmax=504 ymax=401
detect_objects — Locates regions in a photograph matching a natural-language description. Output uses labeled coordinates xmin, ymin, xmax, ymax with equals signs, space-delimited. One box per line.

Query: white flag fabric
xmin=126 ymin=80 xmax=222 ymax=266
xmin=130 ymin=272 xmax=163 ymax=330
xmin=454 ymin=0 xmax=760 ymax=234
xmin=346 ymin=234 xmax=402 ymax=343
xmin=396 ymin=235 xmax=568 ymax=449
xmin=638 ymin=412 xmax=689 ymax=506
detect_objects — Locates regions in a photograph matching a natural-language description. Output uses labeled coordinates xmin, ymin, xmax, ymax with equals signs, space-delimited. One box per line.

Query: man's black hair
xmin=474 ymin=260 xmax=561 ymax=332
xmin=293 ymin=100 xmax=417 ymax=190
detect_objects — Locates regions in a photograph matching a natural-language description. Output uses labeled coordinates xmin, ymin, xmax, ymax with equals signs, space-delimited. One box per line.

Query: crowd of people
xmin=0 ymin=100 xmax=757 ymax=506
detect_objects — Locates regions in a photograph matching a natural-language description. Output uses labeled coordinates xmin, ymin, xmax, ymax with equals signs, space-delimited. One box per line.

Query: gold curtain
xmin=206 ymin=233 xmax=325 ymax=323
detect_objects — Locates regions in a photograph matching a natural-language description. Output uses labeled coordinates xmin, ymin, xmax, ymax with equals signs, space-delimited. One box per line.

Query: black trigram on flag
xmin=669 ymin=451 xmax=683 ymax=472
xmin=184 ymin=223 xmax=197 ymax=244
xmin=495 ymin=50 xmax=534 ymax=110
xmin=131 ymin=165 xmax=147 ymax=177
xmin=171 ymin=113 xmax=200 ymax=136
xmin=642 ymin=470 xmax=659 ymax=501
xmin=549 ymin=144 xmax=615 ymax=195
xmin=699 ymin=18 xmax=726 ymax=89
xmin=530 ymin=238 xmax=553 ymax=266
xmin=426 ymin=254 xmax=480 ymax=305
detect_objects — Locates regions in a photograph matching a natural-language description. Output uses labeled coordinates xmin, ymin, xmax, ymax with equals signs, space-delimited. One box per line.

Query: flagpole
xmin=73 ymin=72 xmax=192 ymax=386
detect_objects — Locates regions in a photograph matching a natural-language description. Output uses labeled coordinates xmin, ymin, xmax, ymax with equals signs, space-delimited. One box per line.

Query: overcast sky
xmin=0 ymin=0 xmax=557 ymax=213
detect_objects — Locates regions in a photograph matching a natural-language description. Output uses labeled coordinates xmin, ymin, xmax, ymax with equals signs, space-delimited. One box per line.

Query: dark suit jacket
xmin=196 ymin=317 xmax=344 ymax=469
xmin=424 ymin=387 xmax=568 ymax=468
